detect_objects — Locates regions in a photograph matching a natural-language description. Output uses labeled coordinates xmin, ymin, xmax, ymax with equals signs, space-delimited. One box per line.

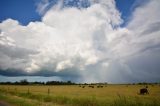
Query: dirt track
xmin=0 ymin=101 xmax=11 ymax=106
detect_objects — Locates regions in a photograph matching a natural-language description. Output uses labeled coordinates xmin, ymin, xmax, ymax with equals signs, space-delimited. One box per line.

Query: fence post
xmin=27 ymin=88 xmax=30 ymax=94
xmin=48 ymin=88 xmax=50 ymax=95
xmin=15 ymin=88 xmax=17 ymax=94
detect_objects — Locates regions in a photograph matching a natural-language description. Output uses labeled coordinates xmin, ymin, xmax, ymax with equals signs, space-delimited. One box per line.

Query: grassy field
xmin=0 ymin=84 xmax=160 ymax=106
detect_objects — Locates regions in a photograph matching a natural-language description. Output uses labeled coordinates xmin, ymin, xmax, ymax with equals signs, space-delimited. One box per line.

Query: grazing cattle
xmin=140 ymin=88 xmax=149 ymax=94
xmin=88 ymin=85 xmax=94 ymax=88
xmin=97 ymin=85 xmax=103 ymax=88
xmin=82 ymin=86 xmax=85 ymax=88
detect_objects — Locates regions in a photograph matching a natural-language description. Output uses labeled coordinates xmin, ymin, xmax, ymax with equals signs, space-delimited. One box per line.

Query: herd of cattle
xmin=79 ymin=85 xmax=149 ymax=95
xmin=79 ymin=85 xmax=105 ymax=88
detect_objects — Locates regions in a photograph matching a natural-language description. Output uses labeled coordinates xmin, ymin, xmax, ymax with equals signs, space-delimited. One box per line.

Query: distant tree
xmin=67 ymin=81 xmax=71 ymax=84
xmin=20 ymin=79 xmax=29 ymax=85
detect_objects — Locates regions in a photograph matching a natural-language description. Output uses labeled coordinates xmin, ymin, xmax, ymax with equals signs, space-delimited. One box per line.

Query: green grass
xmin=112 ymin=94 xmax=159 ymax=106
xmin=0 ymin=92 xmax=38 ymax=106
xmin=0 ymin=85 xmax=160 ymax=106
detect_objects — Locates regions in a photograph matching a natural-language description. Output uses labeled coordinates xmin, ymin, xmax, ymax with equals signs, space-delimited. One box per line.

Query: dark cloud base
xmin=0 ymin=69 xmax=81 ymax=77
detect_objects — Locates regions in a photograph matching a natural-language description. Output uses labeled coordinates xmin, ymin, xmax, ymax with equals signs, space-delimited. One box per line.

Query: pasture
xmin=0 ymin=84 xmax=160 ymax=106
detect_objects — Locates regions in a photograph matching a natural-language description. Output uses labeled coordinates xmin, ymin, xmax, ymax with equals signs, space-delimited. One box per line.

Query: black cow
xmin=140 ymin=88 xmax=149 ymax=94
xmin=88 ymin=85 xmax=94 ymax=88
xmin=97 ymin=85 xmax=103 ymax=88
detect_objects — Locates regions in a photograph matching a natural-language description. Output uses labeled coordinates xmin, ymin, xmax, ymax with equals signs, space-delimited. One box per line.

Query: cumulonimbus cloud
xmin=0 ymin=0 xmax=160 ymax=83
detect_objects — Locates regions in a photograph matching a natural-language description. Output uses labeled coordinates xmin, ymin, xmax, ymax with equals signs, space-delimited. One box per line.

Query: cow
xmin=97 ymin=85 xmax=103 ymax=88
xmin=140 ymin=88 xmax=149 ymax=95
xmin=88 ymin=85 xmax=94 ymax=88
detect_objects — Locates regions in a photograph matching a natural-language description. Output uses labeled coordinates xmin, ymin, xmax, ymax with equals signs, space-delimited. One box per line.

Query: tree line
xmin=0 ymin=80 xmax=159 ymax=85
xmin=0 ymin=79 xmax=75 ymax=85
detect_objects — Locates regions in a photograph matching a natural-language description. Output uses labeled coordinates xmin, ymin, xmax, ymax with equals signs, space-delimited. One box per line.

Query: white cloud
xmin=0 ymin=0 xmax=160 ymax=83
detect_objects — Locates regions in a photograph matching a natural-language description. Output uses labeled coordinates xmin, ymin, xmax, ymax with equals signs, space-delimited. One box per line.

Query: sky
xmin=0 ymin=0 xmax=160 ymax=83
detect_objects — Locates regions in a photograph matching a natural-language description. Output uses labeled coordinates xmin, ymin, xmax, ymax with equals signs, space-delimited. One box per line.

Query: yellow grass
xmin=0 ymin=84 xmax=160 ymax=106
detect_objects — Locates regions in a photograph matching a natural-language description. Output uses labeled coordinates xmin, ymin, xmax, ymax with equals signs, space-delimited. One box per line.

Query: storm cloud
xmin=0 ymin=0 xmax=160 ymax=83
